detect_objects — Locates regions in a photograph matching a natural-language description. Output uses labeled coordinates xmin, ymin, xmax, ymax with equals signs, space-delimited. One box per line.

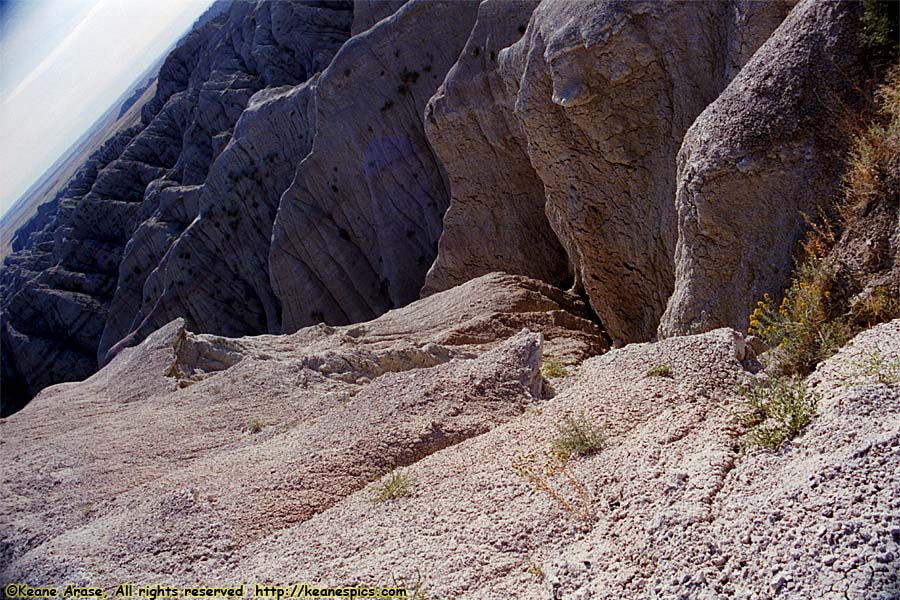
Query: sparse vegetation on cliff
xmin=749 ymin=65 xmax=900 ymax=376
xmin=551 ymin=413 xmax=606 ymax=459
xmin=646 ymin=363 xmax=673 ymax=378
xmin=370 ymin=470 xmax=412 ymax=504
xmin=540 ymin=355 xmax=569 ymax=378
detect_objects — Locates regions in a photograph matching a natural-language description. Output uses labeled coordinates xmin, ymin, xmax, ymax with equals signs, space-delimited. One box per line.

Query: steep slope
xmin=421 ymin=0 xmax=571 ymax=295
xmin=0 ymin=125 xmax=144 ymax=414
xmin=119 ymin=0 xmax=480 ymax=351
xmin=268 ymin=0 xmax=480 ymax=332
xmin=100 ymin=0 xmax=356 ymax=359
xmin=0 ymin=273 xmax=606 ymax=577
xmin=3 ymin=279 xmax=896 ymax=597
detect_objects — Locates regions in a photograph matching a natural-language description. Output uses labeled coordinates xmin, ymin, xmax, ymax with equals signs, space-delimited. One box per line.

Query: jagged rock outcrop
xmin=105 ymin=0 xmax=478 ymax=366
xmin=268 ymin=0 xmax=480 ymax=332
xmin=659 ymin=0 xmax=871 ymax=337
xmin=2 ymin=0 xmax=355 ymax=408
xmin=0 ymin=125 xmax=144 ymax=414
xmin=99 ymin=79 xmax=322 ymax=363
xmin=421 ymin=0 xmax=571 ymax=295
xmin=100 ymin=1 xmax=353 ymax=361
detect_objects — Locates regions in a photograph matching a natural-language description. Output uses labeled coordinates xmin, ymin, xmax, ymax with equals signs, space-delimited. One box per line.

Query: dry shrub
xmin=750 ymin=65 xmax=900 ymax=375
xmin=841 ymin=65 xmax=900 ymax=223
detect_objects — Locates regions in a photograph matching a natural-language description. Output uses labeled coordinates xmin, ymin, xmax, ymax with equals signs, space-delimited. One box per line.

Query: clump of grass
xmin=512 ymin=451 xmax=593 ymax=520
xmin=541 ymin=355 xmax=569 ymax=378
xmin=76 ymin=502 xmax=94 ymax=518
xmin=842 ymin=65 xmax=900 ymax=221
xmin=851 ymin=286 xmax=900 ymax=328
xmin=247 ymin=419 xmax=262 ymax=434
xmin=646 ymin=363 xmax=673 ymax=378
xmin=551 ymin=413 xmax=605 ymax=460
xmin=370 ymin=470 xmax=411 ymax=504
xmin=851 ymin=351 xmax=900 ymax=386
xmin=525 ymin=557 xmax=545 ymax=581
xmin=735 ymin=376 xmax=818 ymax=450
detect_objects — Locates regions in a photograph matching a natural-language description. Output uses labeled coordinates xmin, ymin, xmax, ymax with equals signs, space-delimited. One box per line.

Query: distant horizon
xmin=0 ymin=0 xmax=215 ymax=220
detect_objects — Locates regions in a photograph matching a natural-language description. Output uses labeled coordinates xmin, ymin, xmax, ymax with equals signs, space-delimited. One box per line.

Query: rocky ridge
xmin=3 ymin=0 xmax=888 ymax=408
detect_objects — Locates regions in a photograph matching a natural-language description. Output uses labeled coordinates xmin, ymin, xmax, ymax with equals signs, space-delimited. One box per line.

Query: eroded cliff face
xmin=267 ymin=0 xmax=480 ymax=332
xmin=420 ymin=0 xmax=571 ymax=296
xmin=1 ymin=0 xmax=887 ymax=411
xmin=659 ymin=0 xmax=870 ymax=336
xmin=2 ymin=0 xmax=356 ymax=410
xmin=428 ymin=0 xmax=794 ymax=345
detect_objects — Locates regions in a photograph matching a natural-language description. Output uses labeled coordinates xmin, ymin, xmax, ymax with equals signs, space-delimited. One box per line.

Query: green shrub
xmin=370 ymin=470 xmax=411 ymax=504
xmin=748 ymin=215 xmax=852 ymax=376
xmin=860 ymin=0 xmax=899 ymax=67
xmin=525 ymin=557 xmax=545 ymax=581
xmin=736 ymin=376 xmax=818 ymax=450
xmin=541 ymin=355 xmax=569 ymax=378
xmin=247 ymin=419 xmax=262 ymax=434
xmin=750 ymin=68 xmax=900 ymax=376
xmin=646 ymin=364 xmax=673 ymax=377
xmin=551 ymin=413 xmax=605 ymax=460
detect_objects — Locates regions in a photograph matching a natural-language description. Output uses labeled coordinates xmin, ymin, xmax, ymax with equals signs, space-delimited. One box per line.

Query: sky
xmin=0 ymin=0 xmax=214 ymax=218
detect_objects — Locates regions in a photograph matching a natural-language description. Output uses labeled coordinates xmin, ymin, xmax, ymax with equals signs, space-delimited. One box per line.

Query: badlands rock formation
xmin=1 ymin=1 xmax=898 ymax=595
xmin=0 ymin=0 xmax=892 ymax=434
xmin=486 ymin=0 xmax=793 ymax=344
xmin=2 ymin=274 xmax=898 ymax=597
xmin=267 ymin=0 xmax=479 ymax=331
xmin=1 ymin=0 xmax=355 ymax=411
xmin=659 ymin=0 xmax=872 ymax=337
xmin=421 ymin=0 xmax=572 ymax=295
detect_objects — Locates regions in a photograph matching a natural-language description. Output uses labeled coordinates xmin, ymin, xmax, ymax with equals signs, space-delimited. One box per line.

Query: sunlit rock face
xmin=497 ymin=0 xmax=791 ymax=345
xmin=659 ymin=0 xmax=871 ymax=337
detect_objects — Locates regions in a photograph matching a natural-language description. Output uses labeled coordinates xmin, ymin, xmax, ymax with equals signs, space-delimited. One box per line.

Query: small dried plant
xmin=513 ymin=450 xmax=594 ymax=520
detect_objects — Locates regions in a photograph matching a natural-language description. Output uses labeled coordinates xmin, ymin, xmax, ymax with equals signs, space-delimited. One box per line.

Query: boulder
xmin=660 ymin=0 xmax=870 ymax=337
